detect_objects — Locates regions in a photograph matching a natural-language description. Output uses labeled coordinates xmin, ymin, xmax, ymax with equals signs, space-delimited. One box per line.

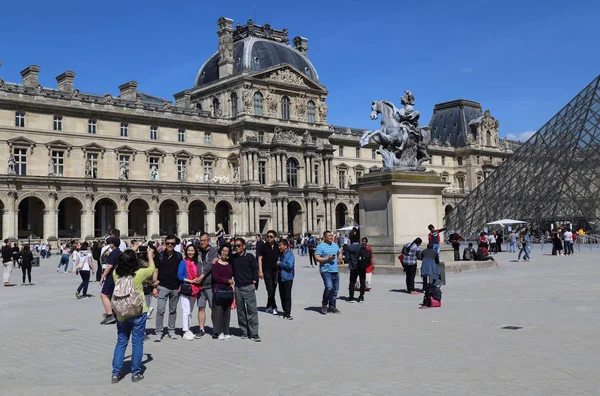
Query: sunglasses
xmin=267 ymin=235 xmax=275 ymax=238
xmin=166 ymin=242 xmax=176 ymax=246
xmin=234 ymin=244 xmax=243 ymax=248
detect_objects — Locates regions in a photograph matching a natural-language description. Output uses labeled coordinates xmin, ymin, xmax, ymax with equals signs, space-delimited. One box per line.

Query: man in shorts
xmin=194 ymin=232 xmax=218 ymax=338
xmin=99 ymin=237 xmax=121 ymax=325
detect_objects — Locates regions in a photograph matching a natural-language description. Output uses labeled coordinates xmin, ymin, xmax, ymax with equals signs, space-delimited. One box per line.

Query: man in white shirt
xmin=563 ymin=227 xmax=574 ymax=256
xmin=487 ymin=233 xmax=496 ymax=254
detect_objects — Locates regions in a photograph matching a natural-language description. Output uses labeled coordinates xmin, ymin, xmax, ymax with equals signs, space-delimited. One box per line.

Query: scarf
xmin=185 ymin=258 xmax=202 ymax=296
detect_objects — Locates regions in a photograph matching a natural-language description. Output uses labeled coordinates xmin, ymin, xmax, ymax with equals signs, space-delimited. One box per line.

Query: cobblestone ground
xmin=1 ymin=249 xmax=600 ymax=395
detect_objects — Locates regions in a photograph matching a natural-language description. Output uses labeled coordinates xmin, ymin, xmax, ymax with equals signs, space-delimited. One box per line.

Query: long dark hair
xmin=114 ymin=249 xmax=139 ymax=277
xmin=22 ymin=244 xmax=31 ymax=256
xmin=184 ymin=244 xmax=199 ymax=262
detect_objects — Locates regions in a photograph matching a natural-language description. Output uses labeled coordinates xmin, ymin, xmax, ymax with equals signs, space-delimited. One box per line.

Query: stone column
xmin=280 ymin=154 xmax=286 ymax=183
xmin=309 ymin=157 xmax=314 ymax=184
xmin=328 ymin=159 xmax=333 ymax=185
xmin=253 ymin=153 xmax=259 ymax=182
xmin=306 ymin=198 xmax=313 ymax=233
xmin=118 ymin=194 xmax=128 ymax=238
xmin=148 ymin=197 xmax=160 ymax=238
xmin=43 ymin=193 xmax=58 ymax=240
xmin=323 ymin=159 xmax=328 ymax=186
xmin=283 ymin=199 xmax=289 ymax=234
xmin=247 ymin=198 xmax=254 ymax=234
xmin=206 ymin=208 xmax=216 ymax=238
xmin=4 ymin=192 xmax=17 ymax=240
xmin=82 ymin=193 xmax=94 ymax=239
xmin=245 ymin=153 xmax=250 ymax=181
xmin=177 ymin=208 xmax=189 ymax=238
xmin=330 ymin=200 xmax=335 ymax=230
xmin=276 ymin=199 xmax=282 ymax=233
xmin=270 ymin=198 xmax=278 ymax=232
xmin=304 ymin=157 xmax=309 ymax=186
xmin=299 ymin=161 xmax=306 ymax=188
xmin=254 ymin=198 xmax=260 ymax=235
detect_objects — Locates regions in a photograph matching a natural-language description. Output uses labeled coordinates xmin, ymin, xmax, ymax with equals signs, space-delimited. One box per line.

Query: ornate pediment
xmin=173 ymin=150 xmax=194 ymax=163
xmin=82 ymin=142 xmax=107 ymax=159
xmin=7 ymin=136 xmax=36 ymax=153
xmin=114 ymin=145 xmax=138 ymax=161
xmin=145 ymin=147 xmax=167 ymax=162
xmin=272 ymin=127 xmax=299 ymax=144
xmin=251 ymin=65 xmax=325 ymax=91
xmin=46 ymin=140 xmax=72 ymax=156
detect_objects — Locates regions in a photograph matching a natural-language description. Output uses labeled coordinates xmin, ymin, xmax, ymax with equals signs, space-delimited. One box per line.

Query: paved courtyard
xmin=1 ymin=248 xmax=600 ymax=395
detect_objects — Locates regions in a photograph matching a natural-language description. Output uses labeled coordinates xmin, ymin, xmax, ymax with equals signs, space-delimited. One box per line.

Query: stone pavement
xmin=1 ymin=250 xmax=600 ymax=395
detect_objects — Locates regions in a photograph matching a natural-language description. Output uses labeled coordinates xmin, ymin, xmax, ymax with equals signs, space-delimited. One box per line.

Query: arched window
xmin=286 ymin=158 xmax=299 ymax=188
xmin=281 ymin=96 xmax=290 ymax=120
xmin=307 ymin=100 xmax=315 ymax=124
xmin=212 ymin=98 xmax=220 ymax=117
xmin=486 ymin=130 xmax=491 ymax=146
xmin=254 ymin=92 xmax=263 ymax=116
xmin=230 ymin=92 xmax=238 ymax=118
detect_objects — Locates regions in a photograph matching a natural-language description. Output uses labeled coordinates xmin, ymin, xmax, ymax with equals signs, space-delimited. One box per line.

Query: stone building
xmin=0 ymin=17 xmax=518 ymax=242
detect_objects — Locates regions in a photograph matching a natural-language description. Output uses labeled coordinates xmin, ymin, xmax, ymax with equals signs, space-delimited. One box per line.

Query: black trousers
xmin=77 ymin=270 xmax=91 ymax=296
xmin=405 ymin=265 xmax=417 ymax=292
xmin=213 ymin=298 xmax=231 ymax=335
xmin=453 ymin=248 xmax=460 ymax=261
xmin=95 ymin=259 xmax=102 ymax=281
xmin=278 ymin=280 xmax=293 ymax=316
xmin=21 ymin=265 xmax=32 ymax=283
xmin=349 ymin=268 xmax=366 ymax=300
xmin=308 ymin=249 xmax=316 ymax=266
xmin=264 ymin=269 xmax=278 ymax=309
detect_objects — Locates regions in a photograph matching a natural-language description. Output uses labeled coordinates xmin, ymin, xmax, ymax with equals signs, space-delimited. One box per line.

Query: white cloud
xmin=461 ymin=67 xmax=473 ymax=73
xmin=506 ymin=130 xmax=536 ymax=142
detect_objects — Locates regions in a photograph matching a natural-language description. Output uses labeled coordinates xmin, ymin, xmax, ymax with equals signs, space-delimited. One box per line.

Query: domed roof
xmin=195 ymin=21 xmax=319 ymax=87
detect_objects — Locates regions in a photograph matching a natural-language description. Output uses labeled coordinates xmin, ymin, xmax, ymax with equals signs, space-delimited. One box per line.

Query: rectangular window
xmin=53 ymin=115 xmax=63 ymax=131
xmin=120 ymin=123 xmax=128 ymax=137
xmin=258 ymin=131 xmax=264 ymax=143
xmin=204 ymin=131 xmax=212 ymax=144
xmin=87 ymin=153 xmax=98 ymax=179
xmin=14 ymin=148 xmax=27 ymax=176
xmin=150 ymin=126 xmax=158 ymax=140
xmin=178 ymin=128 xmax=185 ymax=143
xmin=441 ymin=156 xmax=446 ymax=166
xmin=177 ymin=159 xmax=187 ymax=181
xmin=149 ymin=157 xmax=159 ymax=180
xmin=15 ymin=112 xmax=25 ymax=127
xmin=314 ymin=164 xmax=319 ymax=185
xmin=52 ymin=150 xmax=64 ymax=177
xmin=338 ymin=170 xmax=346 ymax=189
xmin=457 ymin=156 xmax=463 ymax=166
xmin=355 ymin=147 xmax=360 ymax=158
xmin=339 ymin=146 xmax=344 ymax=157
xmin=356 ymin=171 xmax=363 ymax=180
xmin=258 ymin=160 xmax=266 ymax=185
xmin=371 ymin=148 xmax=376 ymax=160
xmin=88 ymin=119 xmax=97 ymax=134
xmin=203 ymin=160 xmax=213 ymax=181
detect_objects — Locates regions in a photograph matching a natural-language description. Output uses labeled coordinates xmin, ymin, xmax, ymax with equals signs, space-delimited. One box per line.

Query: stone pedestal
xmin=357 ymin=171 xmax=447 ymax=271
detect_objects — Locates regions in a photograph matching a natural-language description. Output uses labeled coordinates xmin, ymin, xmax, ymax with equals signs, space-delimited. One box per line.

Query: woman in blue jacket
xmin=277 ymin=239 xmax=295 ymax=320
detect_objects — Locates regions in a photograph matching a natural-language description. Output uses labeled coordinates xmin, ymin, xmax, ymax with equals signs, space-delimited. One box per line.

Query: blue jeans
xmin=433 ymin=243 xmax=440 ymax=255
xmin=518 ymin=246 xmax=531 ymax=261
xmin=112 ymin=312 xmax=147 ymax=377
xmin=57 ymin=254 xmax=69 ymax=271
xmin=509 ymin=241 xmax=516 ymax=253
xmin=321 ymin=272 xmax=339 ymax=308
xmin=303 ymin=245 xmax=308 ymax=256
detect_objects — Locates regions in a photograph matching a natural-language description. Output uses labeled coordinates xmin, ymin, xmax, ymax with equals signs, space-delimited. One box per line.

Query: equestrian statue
xmin=360 ymin=90 xmax=430 ymax=171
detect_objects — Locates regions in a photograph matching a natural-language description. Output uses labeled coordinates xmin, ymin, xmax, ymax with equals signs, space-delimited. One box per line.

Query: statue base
xmin=357 ymin=170 xmax=447 ymax=270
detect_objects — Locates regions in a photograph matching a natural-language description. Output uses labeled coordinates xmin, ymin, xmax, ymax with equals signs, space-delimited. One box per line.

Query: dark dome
xmin=195 ymin=37 xmax=319 ymax=87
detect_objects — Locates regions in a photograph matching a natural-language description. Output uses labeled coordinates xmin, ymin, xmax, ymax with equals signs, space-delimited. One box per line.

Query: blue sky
xmin=1 ymin=0 xmax=598 ymax=140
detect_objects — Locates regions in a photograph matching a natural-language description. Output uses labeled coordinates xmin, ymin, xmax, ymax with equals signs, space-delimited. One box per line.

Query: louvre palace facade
xmin=0 ymin=17 xmax=519 ymax=242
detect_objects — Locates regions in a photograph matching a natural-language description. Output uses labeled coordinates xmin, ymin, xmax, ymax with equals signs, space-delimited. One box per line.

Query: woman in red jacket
xmin=354 ymin=237 xmax=375 ymax=291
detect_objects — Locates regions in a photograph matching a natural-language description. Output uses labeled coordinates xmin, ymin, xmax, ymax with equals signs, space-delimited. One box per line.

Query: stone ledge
xmin=338 ymin=259 xmax=497 ymax=275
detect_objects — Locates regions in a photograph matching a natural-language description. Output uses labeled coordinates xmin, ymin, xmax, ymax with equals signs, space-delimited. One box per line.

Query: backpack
xmin=111 ymin=275 xmax=144 ymax=318
xmin=307 ymin=238 xmax=316 ymax=249
xmin=463 ymin=248 xmax=474 ymax=261
xmin=358 ymin=246 xmax=372 ymax=267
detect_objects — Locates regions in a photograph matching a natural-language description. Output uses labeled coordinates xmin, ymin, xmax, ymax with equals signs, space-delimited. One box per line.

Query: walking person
xmin=110 ymin=248 xmax=156 ymax=384
xmin=12 ymin=243 xmax=20 ymax=269
xmin=212 ymin=244 xmax=234 ymax=339
xmin=344 ymin=234 xmax=367 ymax=303
xmin=509 ymin=230 xmax=518 ymax=253
xmin=100 ymin=237 xmax=122 ymax=325
xmin=258 ymin=230 xmax=280 ymax=315
xmin=315 ymin=230 xmax=343 ymax=315
xmin=230 ymin=238 xmax=260 ymax=341
xmin=57 ymin=245 xmax=70 ymax=273
xmin=178 ymin=244 xmax=201 ymax=341
xmin=402 ymin=238 xmax=423 ymax=294
xmin=2 ymin=239 xmax=14 ymax=287
xmin=20 ymin=245 xmax=34 ymax=285
xmin=194 ymin=232 xmax=218 ymax=339
xmin=76 ymin=242 xmax=94 ymax=299
xmin=277 ymin=239 xmax=295 ymax=320
xmin=307 ymin=233 xmax=317 ymax=267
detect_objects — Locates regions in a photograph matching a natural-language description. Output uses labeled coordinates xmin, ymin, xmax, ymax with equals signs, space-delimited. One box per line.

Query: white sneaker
xmin=183 ymin=331 xmax=194 ymax=341
xmin=225 ymin=334 xmax=232 ymax=339
xmin=218 ymin=333 xmax=225 ymax=340
xmin=272 ymin=308 xmax=279 ymax=316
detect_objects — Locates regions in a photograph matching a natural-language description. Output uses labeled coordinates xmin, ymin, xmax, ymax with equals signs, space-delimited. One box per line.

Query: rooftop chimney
xmin=20 ymin=65 xmax=41 ymax=88
xmin=56 ymin=71 xmax=75 ymax=92
xmin=217 ymin=17 xmax=234 ymax=78
xmin=174 ymin=90 xmax=191 ymax=109
xmin=118 ymin=81 xmax=138 ymax=101
xmin=293 ymin=36 xmax=309 ymax=56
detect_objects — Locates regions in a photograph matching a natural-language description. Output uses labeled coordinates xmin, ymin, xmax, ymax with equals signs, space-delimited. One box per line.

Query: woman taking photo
xmin=75 ymin=242 xmax=93 ymax=299
xmin=177 ymin=244 xmax=201 ymax=341
xmin=20 ymin=245 xmax=34 ymax=285
xmin=111 ymin=248 xmax=155 ymax=384
xmin=212 ymin=244 xmax=234 ymax=340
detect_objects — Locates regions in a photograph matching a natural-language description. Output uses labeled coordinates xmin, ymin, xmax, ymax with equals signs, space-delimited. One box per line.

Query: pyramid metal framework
xmin=446 ymin=75 xmax=600 ymax=235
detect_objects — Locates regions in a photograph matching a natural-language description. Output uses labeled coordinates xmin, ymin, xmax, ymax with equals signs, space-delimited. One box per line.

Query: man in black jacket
xmin=231 ymin=238 xmax=261 ymax=342
xmin=344 ymin=234 xmax=366 ymax=302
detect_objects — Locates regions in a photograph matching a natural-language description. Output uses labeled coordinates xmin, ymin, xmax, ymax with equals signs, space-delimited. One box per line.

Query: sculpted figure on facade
xmin=242 ymin=89 xmax=252 ymax=110
xmin=150 ymin=165 xmax=159 ymax=181
xmin=265 ymin=91 xmax=278 ymax=114
xmin=273 ymin=127 xmax=298 ymax=143
xmin=7 ymin=151 xmax=16 ymax=175
xmin=85 ymin=158 xmax=92 ymax=177
xmin=119 ymin=161 xmax=129 ymax=180
xmin=359 ymin=90 xmax=430 ymax=171
xmin=269 ymin=69 xmax=307 ymax=87
xmin=48 ymin=158 xmax=55 ymax=176
xmin=318 ymin=98 xmax=328 ymax=121
xmin=180 ymin=163 xmax=188 ymax=181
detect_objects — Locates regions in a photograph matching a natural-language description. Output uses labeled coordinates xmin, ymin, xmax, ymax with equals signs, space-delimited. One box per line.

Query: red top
xmin=365 ymin=245 xmax=374 ymax=273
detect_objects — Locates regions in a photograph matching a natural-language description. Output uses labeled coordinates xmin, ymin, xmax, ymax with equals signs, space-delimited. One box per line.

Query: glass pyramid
xmin=446 ymin=75 xmax=600 ymax=235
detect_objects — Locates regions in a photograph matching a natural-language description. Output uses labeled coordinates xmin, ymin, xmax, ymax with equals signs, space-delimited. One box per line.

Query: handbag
xmin=215 ymin=285 xmax=234 ymax=301
xmin=179 ymin=283 xmax=193 ymax=296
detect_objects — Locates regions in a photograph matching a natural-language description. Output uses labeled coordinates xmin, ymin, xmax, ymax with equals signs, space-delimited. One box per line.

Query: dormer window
xmin=307 ymin=100 xmax=315 ymax=124
xmin=254 ymin=92 xmax=264 ymax=116
xmin=212 ymin=98 xmax=220 ymax=117
xmin=281 ymin=96 xmax=290 ymax=120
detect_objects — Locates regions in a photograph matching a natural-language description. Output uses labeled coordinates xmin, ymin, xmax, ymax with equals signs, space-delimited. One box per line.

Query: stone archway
xmin=287 ymin=201 xmax=302 ymax=236
xmin=129 ymin=199 xmax=149 ymax=237
xmin=335 ymin=203 xmax=348 ymax=230
xmin=18 ymin=197 xmax=45 ymax=239
xmin=58 ymin=197 xmax=83 ymax=238
xmin=215 ymin=201 xmax=232 ymax=234
xmin=159 ymin=199 xmax=178 ymax=236
xmin=94 ymin=198 xmax=117 ymax=237
xmin=189 ymin=200 xmax=207 ymax=235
